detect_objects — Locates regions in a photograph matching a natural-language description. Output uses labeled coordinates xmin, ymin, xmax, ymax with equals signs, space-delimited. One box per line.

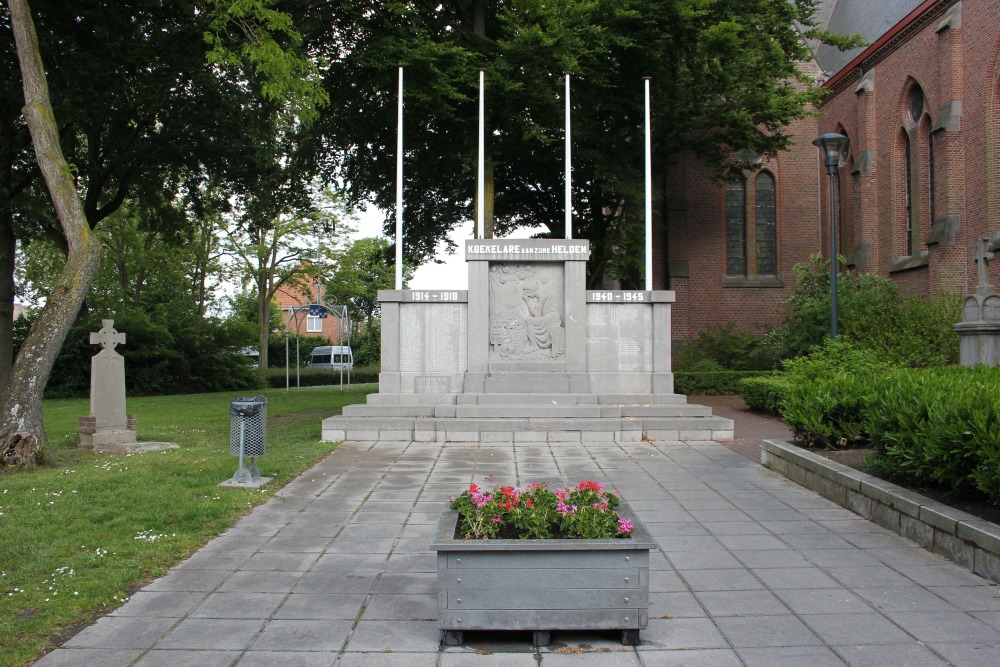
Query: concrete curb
xmin=762 ymin=439 xmax=1000 ymax=585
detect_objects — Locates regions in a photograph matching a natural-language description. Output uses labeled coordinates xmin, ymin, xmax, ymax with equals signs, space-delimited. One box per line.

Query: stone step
xmin=321 ymin=413 xmax=735 ymax=443
xmin=451 ymin=404 xmax=712 ymax=419
xmin=454 ymin=393 xmax=689 ymax=406
xmin=341 ymin=401 xmax=712 ymax=420
xmin=365 ymin=393 xmax=457 ymax=405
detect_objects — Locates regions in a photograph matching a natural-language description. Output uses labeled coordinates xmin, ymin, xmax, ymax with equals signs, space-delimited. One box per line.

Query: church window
xmin=725 ymin=180 xmax=746 ymax=276
xmin=755 ymin=172 xmax=777 ymax=276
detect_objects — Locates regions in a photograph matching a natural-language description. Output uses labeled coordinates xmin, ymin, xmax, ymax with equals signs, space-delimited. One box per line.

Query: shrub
xmin=265 ymin=364 xmax=379 ymax=388
xmin=865 ymin=366 xmax=1000 ymax=502
xmin=779 ymin=339 xmax=889 ymax=448
xmin=673 ymin=323 xmax=778 ymax=372
xmin=738 ymin=375 xmax=789 ymax=416
xmin=673 ymin=370 xmax=773 ymax=396
xmin=777 ymin=254 xmax=961 ymax=366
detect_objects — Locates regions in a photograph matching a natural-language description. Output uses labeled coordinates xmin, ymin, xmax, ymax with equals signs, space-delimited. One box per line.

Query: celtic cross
xmin=90 ymin=320 xmax=126 ymax=351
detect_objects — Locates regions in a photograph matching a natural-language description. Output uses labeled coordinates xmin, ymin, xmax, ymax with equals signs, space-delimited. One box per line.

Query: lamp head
xmin=813 ymin=133 xmax=848 ymax=170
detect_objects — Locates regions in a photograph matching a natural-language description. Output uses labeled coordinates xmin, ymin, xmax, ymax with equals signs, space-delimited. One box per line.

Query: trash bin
xmin=225 ymin=396 xmax=267 ymax=485
xmin=229 ymin=396 xmax=267 ymax=457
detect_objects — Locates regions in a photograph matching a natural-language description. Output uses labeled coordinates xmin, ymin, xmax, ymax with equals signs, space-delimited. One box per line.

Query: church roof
xmin=809 ymin=0 xmax=926 ymax=77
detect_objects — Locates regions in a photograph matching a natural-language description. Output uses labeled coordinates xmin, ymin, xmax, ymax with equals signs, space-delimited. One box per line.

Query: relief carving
xmin=489 ymin=264 xmax=565 ymax=360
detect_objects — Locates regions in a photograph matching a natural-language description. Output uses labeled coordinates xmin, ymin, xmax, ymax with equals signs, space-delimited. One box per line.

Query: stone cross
xmin=90 ymin=319 xmax=126 ymax=351
xmin=88 ymin=319 xmax=127 ymax=431
xmin=974 ymin=238 xmax=995 ymax=289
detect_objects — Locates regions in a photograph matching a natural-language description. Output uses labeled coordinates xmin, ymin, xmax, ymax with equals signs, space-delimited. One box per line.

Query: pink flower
xmin=492 ymin=516 xmax=502 ymax=523
xmin=618 ymin=518 xmax=634 ymax=534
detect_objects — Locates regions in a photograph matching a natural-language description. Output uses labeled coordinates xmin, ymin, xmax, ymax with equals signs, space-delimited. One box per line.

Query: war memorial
xmin=321 ymin=237 xmax=733 ymax=444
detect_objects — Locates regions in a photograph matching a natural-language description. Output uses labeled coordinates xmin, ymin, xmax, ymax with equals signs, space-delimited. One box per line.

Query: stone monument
xmin=323 ymin=238 xmax=734 ymax=443
xmin=954 ymin=237 xmax=1000 ymax=366
xmin=78 ymin=319 xmax=178 ymax=453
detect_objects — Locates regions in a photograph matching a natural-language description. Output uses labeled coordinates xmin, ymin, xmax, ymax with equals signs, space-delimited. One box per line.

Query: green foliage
xmin=674 ymin=370 xmax=774 ymax=396
xmin=44 ymin=312 xmax=265 ymax=399
xmin=738 ymin=375 xmax=790 ymax=416
xmin=780 ymin=339 xmax=890 ymax=448
xmin=328 ymin=237 xmax=412 ymax=329
xmin=204 ymin=0 xmax=329 ymax=125
xmin=865 ymin=366 xmax=1000 ymax=502
xmin=315 ymin=0 xmax=834 ymax=282
xmin=778 ymin=255 xmax=961 ymax=366
xmin=673 ymin=323 xmax=779 ymax=372
xmin=351 ymin=319 xmax=381 ymax=367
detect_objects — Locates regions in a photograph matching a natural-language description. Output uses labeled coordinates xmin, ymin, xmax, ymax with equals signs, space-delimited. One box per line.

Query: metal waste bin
xmin=226 ymin=396 xmax=267 ymax=485
xmin=230 ymin=396 xmax=267 ymax=457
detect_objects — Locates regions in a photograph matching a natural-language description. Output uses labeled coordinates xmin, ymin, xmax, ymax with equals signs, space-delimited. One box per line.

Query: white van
xmin=307 ymin=345 xmax=353 ymax=370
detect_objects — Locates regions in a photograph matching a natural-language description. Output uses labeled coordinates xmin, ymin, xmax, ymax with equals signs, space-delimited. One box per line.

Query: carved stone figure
xmin=488 ymin=264 xmax=564 ymax=361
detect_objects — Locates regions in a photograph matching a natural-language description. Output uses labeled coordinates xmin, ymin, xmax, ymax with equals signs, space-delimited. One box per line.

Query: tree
xmin=328 ymin=236 xmax=414 ymax=330
xmin=308 ymin=0 xmax=857 ymax=286
xmin=223 ymin=187 xmax=352 ymax=370
xmin=2 ymin=0 xmax=327 ymax=458
xmin=0 ymin=0 xmax=329 ymax=392
xmin=2 ymin=0 xmax=104 ymax=464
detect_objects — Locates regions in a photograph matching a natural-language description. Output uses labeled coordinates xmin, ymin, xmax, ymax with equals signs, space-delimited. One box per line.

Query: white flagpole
xmin=564 ymin=71 xmax=572 ymax=239
xmin=395 ymin=66 xmax=404 ymax=290
xmin=644 ymin=77 xmax=653 ymax=290
xmin=477 ymin=69 xmax=485 ymax=239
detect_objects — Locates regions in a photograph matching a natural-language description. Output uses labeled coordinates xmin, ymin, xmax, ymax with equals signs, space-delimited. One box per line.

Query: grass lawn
xmin=0 ymin=384 xmax=375 ymax=666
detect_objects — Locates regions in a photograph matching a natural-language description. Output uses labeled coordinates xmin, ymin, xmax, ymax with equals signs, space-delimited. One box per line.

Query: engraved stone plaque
xmin=586 ymin=304 xmax=652 ymax=372
xmin=399 ymin=303 xmax=467 ymax=372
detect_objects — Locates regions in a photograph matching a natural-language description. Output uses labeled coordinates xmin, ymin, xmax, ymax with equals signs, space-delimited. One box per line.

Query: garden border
xmin=761 ymin=439 xmax=1000 ymax=585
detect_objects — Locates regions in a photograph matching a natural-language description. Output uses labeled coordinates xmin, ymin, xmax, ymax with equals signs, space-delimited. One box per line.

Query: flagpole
xmin=395 ymin=66 xmax=404 ymax=290
xmin=564 ymin=71 xmax=572 ymax=239
xmin=477 ymin=69 xmax=485 ymax=240
xmin=644 ymin=77 xmax=653 ymax=290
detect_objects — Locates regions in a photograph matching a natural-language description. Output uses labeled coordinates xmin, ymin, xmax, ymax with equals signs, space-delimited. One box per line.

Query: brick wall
xmin=661 ymin=0 xmax=999 ymax=340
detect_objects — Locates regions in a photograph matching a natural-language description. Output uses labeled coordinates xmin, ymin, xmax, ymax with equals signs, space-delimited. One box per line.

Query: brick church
xmin=656 ymin=0 xmax=999 ymax=339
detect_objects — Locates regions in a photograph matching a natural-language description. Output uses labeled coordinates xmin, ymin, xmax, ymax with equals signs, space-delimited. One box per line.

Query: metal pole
xmin=564 ymin=71 xmax=572 ymax=239
xmin=477 ymin=69 xmax=485 ymax=240
xmin=284 ymin=317 xmax=289 ymax=392
xmin=395 ymin=66 xmax=404 ymax=290
xmin=644 ymin=77 xmax=653 ymax=290
xmin=828 ymin=169 xmax=838 ymax=340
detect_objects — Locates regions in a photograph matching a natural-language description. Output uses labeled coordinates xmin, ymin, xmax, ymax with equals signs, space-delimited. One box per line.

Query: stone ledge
xmin=762 ymin=439 xmax=1000 ymax=585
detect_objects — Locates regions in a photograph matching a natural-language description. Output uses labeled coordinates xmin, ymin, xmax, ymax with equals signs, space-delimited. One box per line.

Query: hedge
xmin=673 ymin=371 xmax=774 ymax=396
xmin=738 ymin=375 xmax=790 ymax=416
xmin=777 ymin=363 xmax=1000 ymax=503
xmin=265 ymin=364 xmax=380 ymax=388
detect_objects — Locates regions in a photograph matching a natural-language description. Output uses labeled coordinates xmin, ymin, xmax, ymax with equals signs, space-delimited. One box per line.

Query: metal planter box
xmin=430 ymin=500 xmax=654 ymax=646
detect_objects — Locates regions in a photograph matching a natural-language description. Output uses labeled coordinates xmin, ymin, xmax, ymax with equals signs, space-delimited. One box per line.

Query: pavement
xmin=35 ymin=400 xmax=1000 ymax=666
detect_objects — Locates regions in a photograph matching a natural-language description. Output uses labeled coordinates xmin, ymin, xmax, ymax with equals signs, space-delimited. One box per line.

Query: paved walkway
xmin=36 ymin=417 xmax=1000 ymax=666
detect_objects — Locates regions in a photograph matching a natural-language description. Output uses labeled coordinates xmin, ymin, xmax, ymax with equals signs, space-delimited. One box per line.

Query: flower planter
xmin=430 ymin=500 xmax=654 ymax=646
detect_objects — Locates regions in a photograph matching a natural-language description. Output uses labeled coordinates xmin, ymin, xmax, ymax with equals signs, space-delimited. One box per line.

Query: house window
xmin=725 ymin=179 xmax=746 ymax=276
xmin=306 ymin=314 xmax=323 ymax=333
xmin=755 ymin=172 xmax=776 ymax=275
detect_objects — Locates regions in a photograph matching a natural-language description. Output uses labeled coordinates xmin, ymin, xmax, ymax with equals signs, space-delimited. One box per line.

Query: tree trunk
xmin=1 ymin=0 xmax=105 ymax=460
xmin=257 ymin=271 xmax=270 ymax=370
xmin=0 ymin=210 xmax=16 ymax=396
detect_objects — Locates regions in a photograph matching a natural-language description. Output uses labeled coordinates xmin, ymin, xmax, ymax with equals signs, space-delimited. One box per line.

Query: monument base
xmin=77 ymin=414 xmax=180 ymax=454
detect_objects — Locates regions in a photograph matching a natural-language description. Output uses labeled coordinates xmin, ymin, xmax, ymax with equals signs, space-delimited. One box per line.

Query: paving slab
xmin=36 ymin=437 xmax=1000 ymax=666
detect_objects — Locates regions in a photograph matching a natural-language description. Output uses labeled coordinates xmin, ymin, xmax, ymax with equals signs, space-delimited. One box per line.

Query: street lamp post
xmin=812 ymin=132 xmax=848 ymax=340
